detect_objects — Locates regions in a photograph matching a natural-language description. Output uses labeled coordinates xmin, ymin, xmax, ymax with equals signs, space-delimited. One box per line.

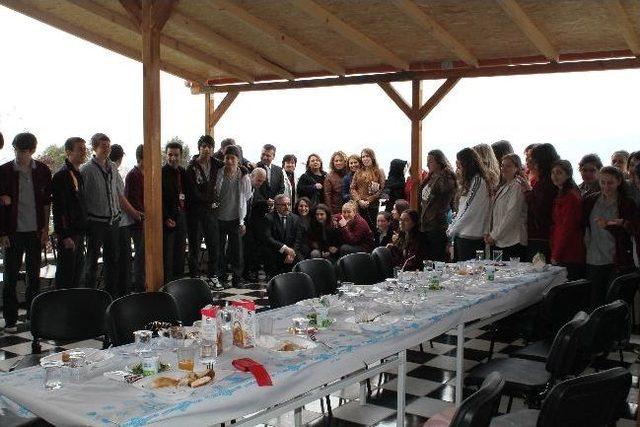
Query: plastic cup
xmin=42 ymin=360 xmax=64 ymax=390
xmin=258 ymin=316 xmax=274 ymax=336
xmin=475 ymin=250 xmax=485 ymax=261
xmin=492 ymin=250 xmax=503 ymax=262
xmin=176 ymin=346 xmax=195 ymax=372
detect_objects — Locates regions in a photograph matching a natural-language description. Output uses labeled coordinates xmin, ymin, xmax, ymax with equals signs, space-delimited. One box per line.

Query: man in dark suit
xmin=162 ymin=141 xmax=188 ymax=283
xmin=256 ymin=144 xmax=285 ymax=205
xmin=260 ymin=194 xmax=304 ymax=277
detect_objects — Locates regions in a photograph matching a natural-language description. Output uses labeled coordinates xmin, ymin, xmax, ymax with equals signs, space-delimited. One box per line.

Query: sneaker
xmin=4 ymin=325 xmax=18 ymax=333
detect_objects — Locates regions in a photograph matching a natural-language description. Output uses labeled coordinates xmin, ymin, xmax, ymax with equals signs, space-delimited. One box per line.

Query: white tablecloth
xmin=0 ymin=266 xmax=566 ymax=426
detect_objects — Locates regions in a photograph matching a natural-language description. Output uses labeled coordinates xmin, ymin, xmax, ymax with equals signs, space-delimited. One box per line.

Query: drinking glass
xmin=451 ymin=278 xmax=466 ymax=297
xmin=258 ymin=315 xmax=274 ymax=336
xmin=401 ymin=298 xmax=416 ymax=321
xmin=68 ymin=351 xmax=86 ymax=382
xmin=169 ymin=325 xmax=185 ymax=350
xmin=423 ymin=260 xmax=434 ymax=271
xmin=133 ymin=330 xmax=153 ymax=355
xmin=509 ymin=257 xmax=520 ymax=269
xmin=475 ymin=250 xmax=485 ymax=262
xmin=492 ymin=250 xmax=503 ymax=263
xmin=42 ymin=360 xmax=64 ymax=390
xmin=177 ymin=345 xmax=196 ymax=372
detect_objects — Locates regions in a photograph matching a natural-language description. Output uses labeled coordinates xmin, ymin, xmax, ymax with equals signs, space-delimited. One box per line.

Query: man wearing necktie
xmin=256 ymin=144 xmax=285 ymax=208
xmin=260 ymin=194 xmax=304 ymax=277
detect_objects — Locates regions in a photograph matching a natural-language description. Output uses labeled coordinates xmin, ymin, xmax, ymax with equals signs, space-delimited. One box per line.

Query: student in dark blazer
xmin=260 ymin=194 xmax=304 ymax=276
xmin=162 ymin=141 xmax=188 ymax=283
xmin=256 ymin=144 xmax=285 ymax=203
xmin=374 ymin=211 xmax=394 ymax=247
xmin=52 ymin=137 xmax=88 ymax=289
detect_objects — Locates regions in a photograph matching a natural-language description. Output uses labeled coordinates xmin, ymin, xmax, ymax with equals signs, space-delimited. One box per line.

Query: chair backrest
xmin=606 ymin=272 xmax=640 ymax=306
xmin=542 ymin=279 xmax=591 ymax=335
xmin=267 ymin=272 xmax=316 ymax=308
xmin=538 ymin=367 xmax=631 ymax=427
xmin=545 ymin=311 xmax=590 ymax=378
xmin=585 ymin=299 xmax=631 ymax=356
xmin=31 ymin=289 xmax=112 ymax=342
xmin=337 ymin=252 xmax=380 ymax=286
xmin=450 ymin=371 xmax=505 ymax=427
xmin=293 ymin=258 xmax=338 ymax=297
xmin=371 ymin=246 xmax=394 ymax=281
xmin=161 ymin=278 xmax=214 ymax=326
xmin=106 ymin=292 xmax=180 ymax=346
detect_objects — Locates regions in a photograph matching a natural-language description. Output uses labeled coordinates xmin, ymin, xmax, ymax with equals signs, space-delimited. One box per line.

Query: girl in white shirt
xmin=484 ymin=154 xmax=528 ymax=260
xmin=447 ymin=148 xmax=492 ymax=261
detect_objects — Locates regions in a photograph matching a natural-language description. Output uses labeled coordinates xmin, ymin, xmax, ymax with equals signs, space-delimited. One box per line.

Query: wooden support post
xmin=410 ymin=79 xmax=423 ymax=210
xmin=140 ymin=0 xmax=174 ymax=291
xmin=205 ymin=92 xmax=214 ymax=136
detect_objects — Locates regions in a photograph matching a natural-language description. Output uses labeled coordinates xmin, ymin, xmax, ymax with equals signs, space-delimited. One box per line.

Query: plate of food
xmin=132 ymin=368 xmax=216 ymax=396
xmin=255 ymin=335 xmax=318 ymax=355
xmin=40 ymin=348 xmax=113 ymax=367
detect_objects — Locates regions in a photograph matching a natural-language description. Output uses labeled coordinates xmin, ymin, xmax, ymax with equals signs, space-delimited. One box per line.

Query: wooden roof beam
xmin=378 ymin=82 xmax=412 ymax=119
xmin=496 ymin=0 xmax=559 ymax=62
xmin=213 ymin=0 xmax=345 ymax=76
xmin=392 ymin=0 xmax=478 ymax=67
xmin=604 ymin=0 xmax=640 ymax=56
xmin=292 ymin=0 xmax=410 ymax=70
xmin=0 ymin=0 xmax=202 ymax=82
xmin=194 ymin=57 xmax=640 ymax=93
xmin=67 ymin=0 xmax=255 ymax=83
xmin=418 ymin=77 xmax=460 ymax=121
xmin=170 ymin=11 xmax=296 ymax=80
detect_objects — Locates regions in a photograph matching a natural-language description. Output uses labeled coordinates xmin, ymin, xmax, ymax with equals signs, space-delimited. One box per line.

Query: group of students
xmin=1 ymin=129 xmax=639 ymax=332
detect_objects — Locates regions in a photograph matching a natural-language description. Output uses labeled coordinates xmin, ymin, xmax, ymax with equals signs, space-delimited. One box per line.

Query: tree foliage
xmin=36 ymin=144 xmax=66 ymax=172
xmin=162 ymin=136 xmax=191 ymax=167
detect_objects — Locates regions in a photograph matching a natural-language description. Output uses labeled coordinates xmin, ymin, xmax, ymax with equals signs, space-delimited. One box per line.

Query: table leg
xmin=359 ymin=380 xmax=367 ymax=405
xmin=455 ymin=323 xmax=464 ymax=406
xmin=397 ymin=350 xmax=406 ymax=425
xmin=294 ymin=407 xmax=302 ymax=426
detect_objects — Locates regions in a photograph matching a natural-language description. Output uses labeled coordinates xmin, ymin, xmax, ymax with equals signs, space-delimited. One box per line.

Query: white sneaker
xmin=207 ymin=277 xmax=224 ymax=291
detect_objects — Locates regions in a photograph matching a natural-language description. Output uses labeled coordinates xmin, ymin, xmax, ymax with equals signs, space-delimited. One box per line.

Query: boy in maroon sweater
xmin=0 ymin=133 xmax=52 ymax=332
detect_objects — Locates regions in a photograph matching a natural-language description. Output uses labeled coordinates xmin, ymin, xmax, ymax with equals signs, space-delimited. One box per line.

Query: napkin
xmin=232 ymin=358 xmax=272 ymax=386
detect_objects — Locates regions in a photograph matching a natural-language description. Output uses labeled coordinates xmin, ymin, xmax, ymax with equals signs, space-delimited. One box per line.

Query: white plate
xmin=344 ymin=314 xmax=400 ymax=331
xmin=132 ymin=369 xmax=227 ymax=398
xmin=40 ymin=348 xmax=113 ymax=367
xmin=255 ymin=335 xmax=318 ymax=355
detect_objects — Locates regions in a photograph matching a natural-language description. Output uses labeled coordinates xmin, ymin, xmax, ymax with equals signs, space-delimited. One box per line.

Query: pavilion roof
xmin=2 ymin=0 xmax=639 ymax=90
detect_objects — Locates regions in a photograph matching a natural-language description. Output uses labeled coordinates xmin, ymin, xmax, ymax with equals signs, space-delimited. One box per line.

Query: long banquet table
xmin=0 ymin=264 xmax=566 ymax=426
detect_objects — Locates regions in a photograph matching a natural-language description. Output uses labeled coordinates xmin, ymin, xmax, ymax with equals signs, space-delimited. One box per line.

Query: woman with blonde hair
xmin=473 ymin=143 xmax=500 ymax=190
xmin=324 ymin=150 xmax=348 ymax=215
xmin=332 ymin=200 xmax=374 ymax=256
xmin=485 ymin=153 xmax=528 ymax=260
xmin=350 ymin=148 xmax=386 ymax=231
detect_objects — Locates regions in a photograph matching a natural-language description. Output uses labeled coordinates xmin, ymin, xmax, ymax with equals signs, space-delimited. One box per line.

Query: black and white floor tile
xmin=1 ymin=282 xmax=638 ymax=427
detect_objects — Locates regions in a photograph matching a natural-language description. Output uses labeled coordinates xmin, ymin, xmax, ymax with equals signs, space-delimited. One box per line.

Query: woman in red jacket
xmin=550 ymin=160 xmax=585 ymax=279
xmin=332 ymin=200 xmax=374 ymax=256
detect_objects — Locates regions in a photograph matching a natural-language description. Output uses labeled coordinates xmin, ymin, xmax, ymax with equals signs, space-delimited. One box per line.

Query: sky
xmin=1 ymin=5 xmax=639 ymax=179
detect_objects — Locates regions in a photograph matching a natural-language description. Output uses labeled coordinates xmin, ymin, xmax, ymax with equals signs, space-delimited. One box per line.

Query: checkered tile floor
xmin=1 ymin=282 xmax=638 ymax=426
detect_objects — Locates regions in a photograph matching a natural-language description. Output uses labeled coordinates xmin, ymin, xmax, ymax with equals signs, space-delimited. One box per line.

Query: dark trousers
xmin=117 ymin=226 xmax=132 ymax=294
xmin=163 ymin=211 xmax=187 ymax=283
xmin=83 ymin=220 xmax=121 ymax=298
xmin=242 ymin=231 xmax=261 ymax=277
xmin=526 ymin=239 xmax=551 ymax=263
xmin=454 ymin=237 xmax=485 ymax=261
xmin=218 ymin=219 xmax=243 ymax=280
xmin=558 ymin=262 xmax=586 ymax=281
xmin=130 ymin=226 xmax=145 ymax=292
xmin=187 ymin=212 xmax=218 ymax=277
xmin=494 ymin=243 xmax=526 ymax=261
xmin=55 ymin=234 xmax=85 ymax=289
xmin=424 ymin=230 xmax=448 ymax=262
xmin=362 ymin=202 xmax=380 ymax=234
xmin=3 ymin=232 xmax=41 ymax=326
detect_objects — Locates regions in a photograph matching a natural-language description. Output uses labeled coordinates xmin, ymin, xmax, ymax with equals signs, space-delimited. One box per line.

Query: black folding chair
xmin=337 ymin=252 xmax=379 ymax=286
xmin=371 ymin=246 xmax=394 ymax=281
xmin=161 ymin=278 xmax=214 ymax=326
xmin=293 ymin=258 xmax=338 ymax=296
xmin=267 ymin=272 xmax=316 ymax=308
xmin=106 ymin=292 xmax=179 ymax=346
